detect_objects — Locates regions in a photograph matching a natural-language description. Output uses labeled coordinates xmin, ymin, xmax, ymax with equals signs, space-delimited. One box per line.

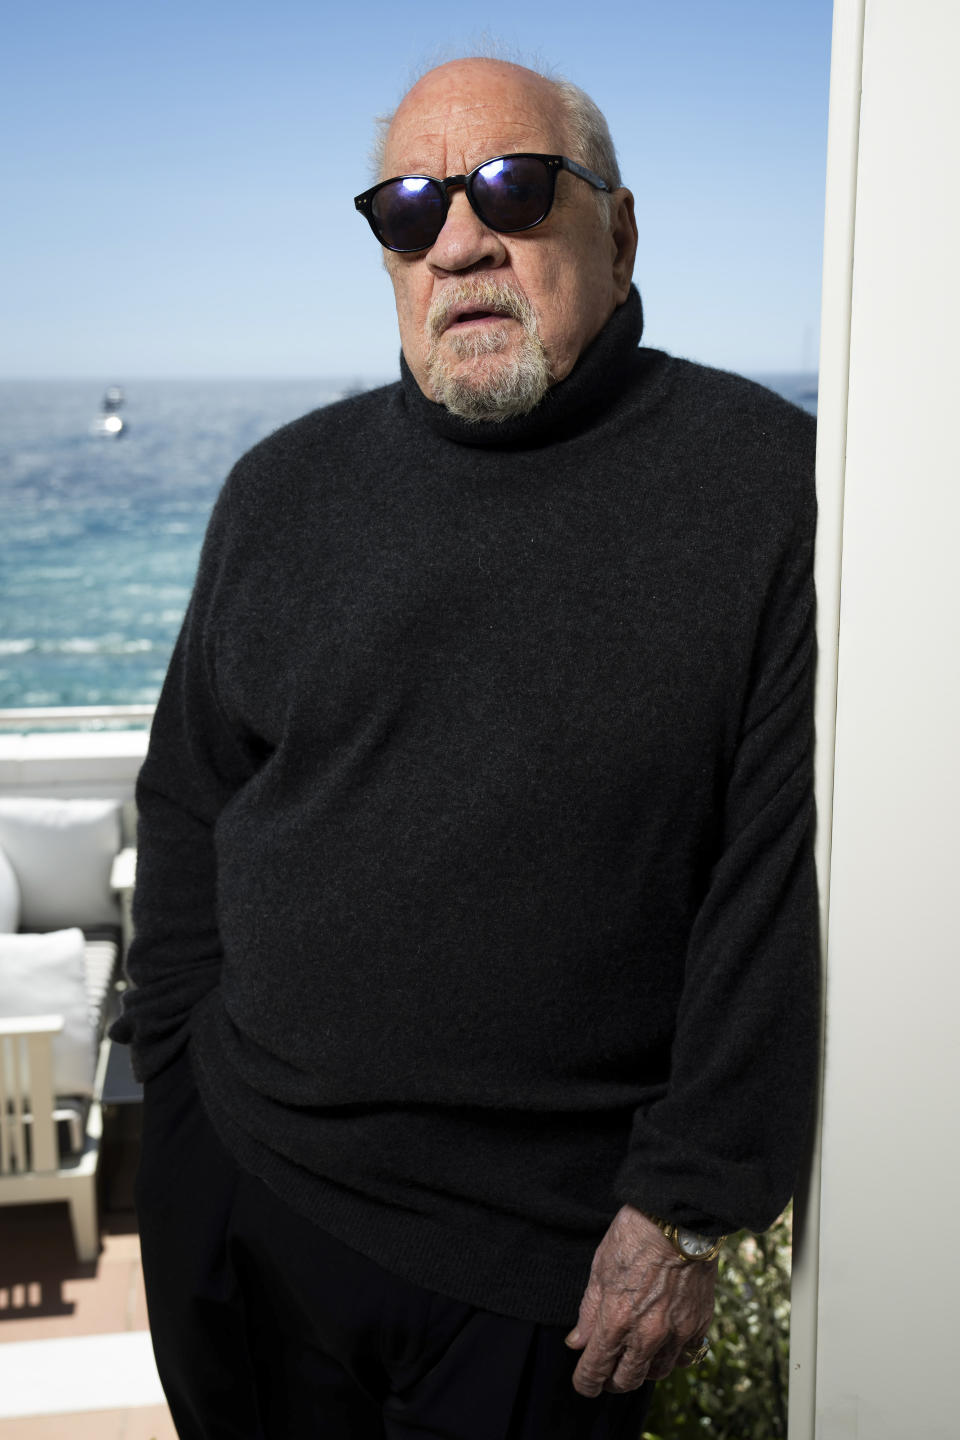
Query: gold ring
xmin=685 ymin=1337 xmax=710 ymax=1365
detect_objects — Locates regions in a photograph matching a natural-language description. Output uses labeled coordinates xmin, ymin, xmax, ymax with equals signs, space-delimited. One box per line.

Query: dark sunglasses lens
xmin=372 ymin=177 xmax=446 ymax=251
xmin=470 ymin=156 xmax=554 ymax=231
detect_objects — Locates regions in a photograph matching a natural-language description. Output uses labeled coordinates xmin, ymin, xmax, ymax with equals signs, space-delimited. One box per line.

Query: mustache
xmin=426 ymin=279 xmax=536 ymax=342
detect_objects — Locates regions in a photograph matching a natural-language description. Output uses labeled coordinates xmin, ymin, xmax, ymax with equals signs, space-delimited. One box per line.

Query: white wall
xmin=793 ymin=1 xmax=960 ymax=1435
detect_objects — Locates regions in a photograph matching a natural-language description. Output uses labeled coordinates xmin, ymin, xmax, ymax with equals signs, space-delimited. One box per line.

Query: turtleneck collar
xmin=399 ymin=284 xmax=644 ymax=449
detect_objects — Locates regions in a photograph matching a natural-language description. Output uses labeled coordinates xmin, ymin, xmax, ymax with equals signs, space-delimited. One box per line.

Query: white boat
xmin=91 ymin=385 xmax=127 ymax=437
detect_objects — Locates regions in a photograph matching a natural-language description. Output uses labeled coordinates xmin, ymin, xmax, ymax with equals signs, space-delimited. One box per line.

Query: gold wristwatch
xmin=646 ymin=1214 xmax=726 ymax=1263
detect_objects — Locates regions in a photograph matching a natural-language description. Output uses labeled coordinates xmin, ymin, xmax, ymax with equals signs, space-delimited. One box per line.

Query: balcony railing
xmin=0 ymin=706 xmax=155 ymax=734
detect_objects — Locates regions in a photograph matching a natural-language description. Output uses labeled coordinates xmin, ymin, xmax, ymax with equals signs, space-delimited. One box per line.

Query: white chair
xmin=0 ymin=1014 xmax=103 ymax=1262
xmin=0 ymin=798 xmax=129 ymax=1262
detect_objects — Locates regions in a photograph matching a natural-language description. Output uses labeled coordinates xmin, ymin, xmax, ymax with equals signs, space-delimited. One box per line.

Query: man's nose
xmin=426 ymin=188 xmax=507 ymax=273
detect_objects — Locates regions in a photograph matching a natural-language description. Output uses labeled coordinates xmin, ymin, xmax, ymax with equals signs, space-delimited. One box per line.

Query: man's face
xmin=379 ymin=61 xmax=637 ymax=419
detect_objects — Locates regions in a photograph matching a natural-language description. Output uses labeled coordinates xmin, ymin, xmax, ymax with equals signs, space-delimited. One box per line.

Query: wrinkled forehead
xmin=382 ymin=69 xmax=569 ymax=179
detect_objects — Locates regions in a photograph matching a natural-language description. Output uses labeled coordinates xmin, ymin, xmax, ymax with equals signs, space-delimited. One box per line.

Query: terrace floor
xmin=0 ymin=1109 xmax=176 ymax=1438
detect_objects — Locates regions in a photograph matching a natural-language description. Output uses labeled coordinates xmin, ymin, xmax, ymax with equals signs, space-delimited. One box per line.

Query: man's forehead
xmin=385 ymin=121 xmax=557 ymax=177
xmin=383 ymin=66 xmax=567 ymax=175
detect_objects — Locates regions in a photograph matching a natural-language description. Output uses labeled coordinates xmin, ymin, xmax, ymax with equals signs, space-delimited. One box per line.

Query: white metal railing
xmin=0 ymin=705 xmax=155 ymax=733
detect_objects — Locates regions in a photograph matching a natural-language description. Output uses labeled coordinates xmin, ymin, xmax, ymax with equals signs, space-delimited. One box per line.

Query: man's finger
xmin=571 ymin=1314 xmax=665 ymax=1397
xmin=603 ymin=1347 xmax=651 ymax=1394
xmin=571 ymin=1329 xmax=625 ymax=1397
xmin=572 ymin=1358 xmax=617 ymax=1398
xmin=568 ymin=1278 xmax=603 ymax=1350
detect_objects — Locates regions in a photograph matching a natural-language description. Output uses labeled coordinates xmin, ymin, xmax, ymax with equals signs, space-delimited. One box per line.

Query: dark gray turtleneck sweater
xmin=113 ymin=288 xmax=819 ymax=1325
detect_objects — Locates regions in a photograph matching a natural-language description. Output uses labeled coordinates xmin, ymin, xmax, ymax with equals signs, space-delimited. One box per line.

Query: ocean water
xmin=0 ymin=373 xmax=817 ymax=711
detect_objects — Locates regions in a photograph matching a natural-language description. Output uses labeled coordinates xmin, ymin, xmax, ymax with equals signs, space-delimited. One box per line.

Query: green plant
xmin=643 ymin=1207 xmax=792 ymax=1440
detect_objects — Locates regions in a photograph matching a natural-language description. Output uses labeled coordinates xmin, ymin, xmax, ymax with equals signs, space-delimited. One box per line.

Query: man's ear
xmin=609 ymin=188 xmax=639 ymax=303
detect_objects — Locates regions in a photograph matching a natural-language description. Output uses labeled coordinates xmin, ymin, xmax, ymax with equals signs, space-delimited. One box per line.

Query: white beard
xmin=425 ymin=280 xmax=553 ymax=423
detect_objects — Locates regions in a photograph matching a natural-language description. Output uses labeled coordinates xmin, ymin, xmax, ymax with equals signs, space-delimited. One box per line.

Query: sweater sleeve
xmin=613 ymin=488 xmax=820 ymax=1236
xmin=109 ymin=480 xmax=259 ymax=1081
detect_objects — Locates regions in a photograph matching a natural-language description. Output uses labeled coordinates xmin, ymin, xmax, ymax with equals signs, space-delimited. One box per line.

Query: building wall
xmin=794 ymin=1 xmax=960 ymax=1435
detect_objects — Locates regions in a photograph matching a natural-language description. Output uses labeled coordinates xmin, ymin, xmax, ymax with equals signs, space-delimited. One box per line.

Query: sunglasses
xmin=354 ymin=152 xmax=611 ymax=253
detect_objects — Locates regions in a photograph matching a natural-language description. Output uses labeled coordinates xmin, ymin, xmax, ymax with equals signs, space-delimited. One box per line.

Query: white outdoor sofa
xmin=0 ymin=797 xmax=134 ymax=1262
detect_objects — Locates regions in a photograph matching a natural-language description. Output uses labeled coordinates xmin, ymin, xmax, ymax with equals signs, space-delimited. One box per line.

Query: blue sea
xmin=0 ymin=374 xmax=817 ymax=711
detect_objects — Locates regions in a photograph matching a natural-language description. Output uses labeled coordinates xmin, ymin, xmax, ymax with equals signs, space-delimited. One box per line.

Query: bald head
xmin=383 ymin=60 xmax=570 ymax=179
xmin=377 ymin=59 xmax=621 ymax=192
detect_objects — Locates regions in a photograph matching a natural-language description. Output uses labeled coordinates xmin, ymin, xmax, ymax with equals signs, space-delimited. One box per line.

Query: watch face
xmin=676 ymin=1227 xmax=715 ymax=1258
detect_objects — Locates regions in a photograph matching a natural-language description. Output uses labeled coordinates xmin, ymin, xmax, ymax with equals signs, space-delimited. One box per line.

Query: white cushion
xmin=0 ymin=798 xmax=121 ymax=931
xmin=0 ymin=928 xmax=96 ymax=1097
xmin=0 ymin=845 xmax=20 ymax=932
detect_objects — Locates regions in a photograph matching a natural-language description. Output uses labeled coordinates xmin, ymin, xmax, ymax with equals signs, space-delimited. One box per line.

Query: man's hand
xmin=565 ymin=1205 xmax=718 ymax=1396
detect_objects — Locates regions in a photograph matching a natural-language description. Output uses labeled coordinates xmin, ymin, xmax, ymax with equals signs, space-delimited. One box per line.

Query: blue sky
xmin=2 ymin=0 xmax=833 ymax=380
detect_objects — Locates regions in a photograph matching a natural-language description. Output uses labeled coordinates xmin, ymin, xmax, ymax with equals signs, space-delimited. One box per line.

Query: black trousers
xmin=135 ymin=1046 xmax=654 ymax=1440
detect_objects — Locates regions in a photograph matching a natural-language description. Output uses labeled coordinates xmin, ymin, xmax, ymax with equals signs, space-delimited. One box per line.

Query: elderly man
xmin=114 ymin=56 xmax=818 ymax=1440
